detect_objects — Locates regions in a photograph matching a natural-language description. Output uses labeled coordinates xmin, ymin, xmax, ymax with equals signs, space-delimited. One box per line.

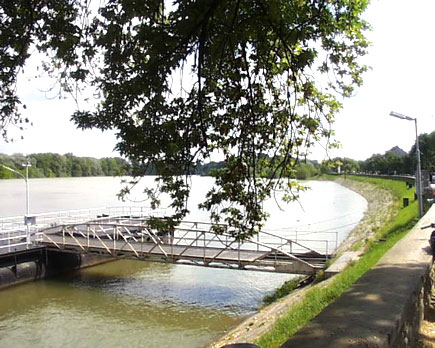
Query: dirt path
xmin=209 ymin=178 xmax=395 ymax=348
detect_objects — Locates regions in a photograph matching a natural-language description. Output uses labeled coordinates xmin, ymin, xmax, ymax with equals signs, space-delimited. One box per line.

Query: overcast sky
xmin=1 ymin=0 xmax=434 ymax=161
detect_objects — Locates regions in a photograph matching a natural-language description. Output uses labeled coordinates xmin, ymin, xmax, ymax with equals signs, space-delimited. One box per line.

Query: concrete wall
xmin=0 ymin=249 xmax=111 ymax=290
xmin=393 ymin=260 xmax=432 ymax=347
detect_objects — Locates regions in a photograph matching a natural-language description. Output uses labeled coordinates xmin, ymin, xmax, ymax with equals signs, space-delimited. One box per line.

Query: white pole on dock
xmin=0 ymin=160 xmax=31 ymax=216
xmin=0 ymin=159 xmax=32 ymax=246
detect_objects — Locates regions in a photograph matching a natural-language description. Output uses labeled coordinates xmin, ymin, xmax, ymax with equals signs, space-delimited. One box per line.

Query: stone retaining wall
xmin=393 ymin=259 xmax=433 ymax=347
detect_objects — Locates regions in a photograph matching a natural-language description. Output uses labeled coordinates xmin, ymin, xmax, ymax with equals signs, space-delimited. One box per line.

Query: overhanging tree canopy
xmin=0 ymin=0 xmax=370 ymax=239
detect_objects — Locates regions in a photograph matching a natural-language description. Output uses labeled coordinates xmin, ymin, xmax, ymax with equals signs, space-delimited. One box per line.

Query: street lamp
xmin=0 ymin=160 xmax=32 ymax=217
xmin=389 ymin=111 xmax=423 ymax=217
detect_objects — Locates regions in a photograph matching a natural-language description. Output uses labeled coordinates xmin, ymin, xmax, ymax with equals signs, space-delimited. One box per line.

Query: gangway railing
xmin=176 ymin=221 xmax=336 ymax=257
xmin=37 ymin=217 xmax=336 ymax=274
xmin=0 ymin=206 xmax=165 ymax=255
xmin=1 ymin=208 xmax=338 ymax=274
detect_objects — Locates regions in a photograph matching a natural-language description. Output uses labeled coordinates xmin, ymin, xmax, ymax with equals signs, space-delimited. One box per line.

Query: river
xmin=0 ymin=176 xmax=367 ymax=347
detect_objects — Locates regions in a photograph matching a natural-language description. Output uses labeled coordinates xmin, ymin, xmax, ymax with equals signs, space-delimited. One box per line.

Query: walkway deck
xmin=40 ymin=234 xmax=320 ymax=273
xmin=0 ymin=207 xmax=337 ymax=275
xmin=39 ymin=218 xmax=331 ymax=274
xmin=281 ymin=204 xmax=435 ymax=347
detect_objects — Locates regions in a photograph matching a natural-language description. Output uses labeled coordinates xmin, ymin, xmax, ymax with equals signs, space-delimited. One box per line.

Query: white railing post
xmin=141 ymin=229 xmax=144 ymax=256
xmin=203 ymin=232 xmax=206 ymax=261
xmin=170 ymin=231 xmax=173 ymax=256
xmin=238 ymin=239 xmax=241 ymax=266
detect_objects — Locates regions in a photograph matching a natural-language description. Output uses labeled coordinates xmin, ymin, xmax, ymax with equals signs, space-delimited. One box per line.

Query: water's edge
xmin=209 ymin=178 xmax=391 ymax=347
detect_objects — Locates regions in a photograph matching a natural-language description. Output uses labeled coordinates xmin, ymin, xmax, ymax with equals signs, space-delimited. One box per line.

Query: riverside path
xmin=281 ymin=204 xmax=435 ymax=347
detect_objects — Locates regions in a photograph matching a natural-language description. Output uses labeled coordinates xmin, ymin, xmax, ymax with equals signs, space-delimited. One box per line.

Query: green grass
xmin=263 ymin=276 xmax=305 ymax=305
xmin=255 ymin=175 xmax=419 ymax=348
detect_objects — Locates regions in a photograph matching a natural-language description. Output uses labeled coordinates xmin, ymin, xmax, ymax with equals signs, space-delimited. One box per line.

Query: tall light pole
xmin=0 ymin=160 xmax=32 ymax=217
xmin=389 ymin=111 xmax=423 ymax=217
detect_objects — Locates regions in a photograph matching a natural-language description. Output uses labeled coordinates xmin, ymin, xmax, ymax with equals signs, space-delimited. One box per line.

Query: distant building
xmin=385 ymin=146 xmax=407 ymax=158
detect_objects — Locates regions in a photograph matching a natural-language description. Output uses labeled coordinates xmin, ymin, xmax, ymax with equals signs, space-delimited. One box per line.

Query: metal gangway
xmin=0 ymin=206 xmax=163 ymax=255
xmin=1 ymin=207 xmax=336 ymax=274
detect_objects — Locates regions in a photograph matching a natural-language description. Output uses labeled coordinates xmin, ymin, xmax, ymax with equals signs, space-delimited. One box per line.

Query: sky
xmin=0 ymin=0 xmax=434 ymax=161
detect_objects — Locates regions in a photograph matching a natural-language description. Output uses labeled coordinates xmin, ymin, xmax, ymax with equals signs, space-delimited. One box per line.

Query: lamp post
xmin=389 ymin=111 xmax=423 ymax=217
xmin=0 ymin=160 xmax=32 ymax=217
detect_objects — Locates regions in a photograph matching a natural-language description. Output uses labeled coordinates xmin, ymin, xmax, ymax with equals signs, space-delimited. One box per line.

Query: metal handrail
xmin=38 ymin=220 xmax=328 ymax=270
xmin=1 ymin=207 xmax=337 ymax=273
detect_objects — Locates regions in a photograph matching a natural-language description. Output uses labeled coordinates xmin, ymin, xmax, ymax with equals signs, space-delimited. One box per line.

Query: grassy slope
xmin=255 ymin=175 xmax=419 ymax=348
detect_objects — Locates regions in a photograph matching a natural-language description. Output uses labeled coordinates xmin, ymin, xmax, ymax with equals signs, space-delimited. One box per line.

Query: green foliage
xmin=0 ymin=166 xmax=14 ymax=179
xmin=295 ymin=162 xmax=320 ymax=180
xmin=359 ymin=152 xmax=409 ymax=175
xmin=409 ymin=131 xmax=435 ymax=172
xmin=263 ymin=276 xmax=305 ymax=305
xmin=195 ymin=161 xmax=227 ymax=176
xmin=255 ymin=176 xmax=419 ymax=348
xmin=358 ymin=130 xmax=435 ymax=175
xmin=322 ymin=157 xmax=360 ymax=174
xmin=0 ymin=153 xmax=131 ymax=178
xmin=0 ymin=0 xmax=370 ymax=239
xmin=348 ymin=175 xmax=413 ymax=203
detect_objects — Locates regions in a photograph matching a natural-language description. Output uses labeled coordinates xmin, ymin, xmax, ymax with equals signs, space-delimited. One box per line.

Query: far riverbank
xmin=210 ymin=177 xmax=395 ymax=347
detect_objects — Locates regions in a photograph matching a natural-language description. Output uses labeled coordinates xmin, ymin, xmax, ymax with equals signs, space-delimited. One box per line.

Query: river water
xmin=0 ymin=176 xmax=367 ymax=347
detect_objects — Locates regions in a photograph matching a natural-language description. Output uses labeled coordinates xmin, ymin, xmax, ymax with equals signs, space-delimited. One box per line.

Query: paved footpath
xmin=281 ymin=204 xmax=435 ymax=348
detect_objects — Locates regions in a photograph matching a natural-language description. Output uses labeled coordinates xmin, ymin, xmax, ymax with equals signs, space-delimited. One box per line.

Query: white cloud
xmin=327 ymin=0 xmax=435 ymax=160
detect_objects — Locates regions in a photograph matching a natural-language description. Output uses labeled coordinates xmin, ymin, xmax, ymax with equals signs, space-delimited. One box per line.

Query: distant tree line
xmin=0 ymin=154 xmax=250 ymax=179
xmin=256 ymin=158 xmax=324 ymax=180
xmin=3 ymin=130 xmax=433 ymax=180
xmin=329 ymin=130 xmax=435 ymax=175
xmin=0 ymin=153 xmax=132 ymax=179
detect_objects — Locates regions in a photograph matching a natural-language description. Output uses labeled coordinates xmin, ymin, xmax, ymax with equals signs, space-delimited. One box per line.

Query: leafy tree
xmin=409 ymin=131 xmax=435 ymax=172
xmin=0 ymin=153 xmax=130 ymax=178
xmin=341 ymin=158 xmax=359 ymax=174
xmin=295 ymin=161 xmax=320 ymax=180
xmin=0 ymin=0 xmax=370 ymax=238
xmin=0 ymin=165 xmax=14 ymax=179
xmin=359 ymin=146 xmax=417 ymax=176
xmin=320 ymin=158 xmax=342 ymax=174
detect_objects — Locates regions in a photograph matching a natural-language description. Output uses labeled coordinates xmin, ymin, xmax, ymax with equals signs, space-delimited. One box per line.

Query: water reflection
xmin=0 ymin=261 xmax=247 ymax=348
xmin=58 ymin=260 xmax=293 ymax=315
